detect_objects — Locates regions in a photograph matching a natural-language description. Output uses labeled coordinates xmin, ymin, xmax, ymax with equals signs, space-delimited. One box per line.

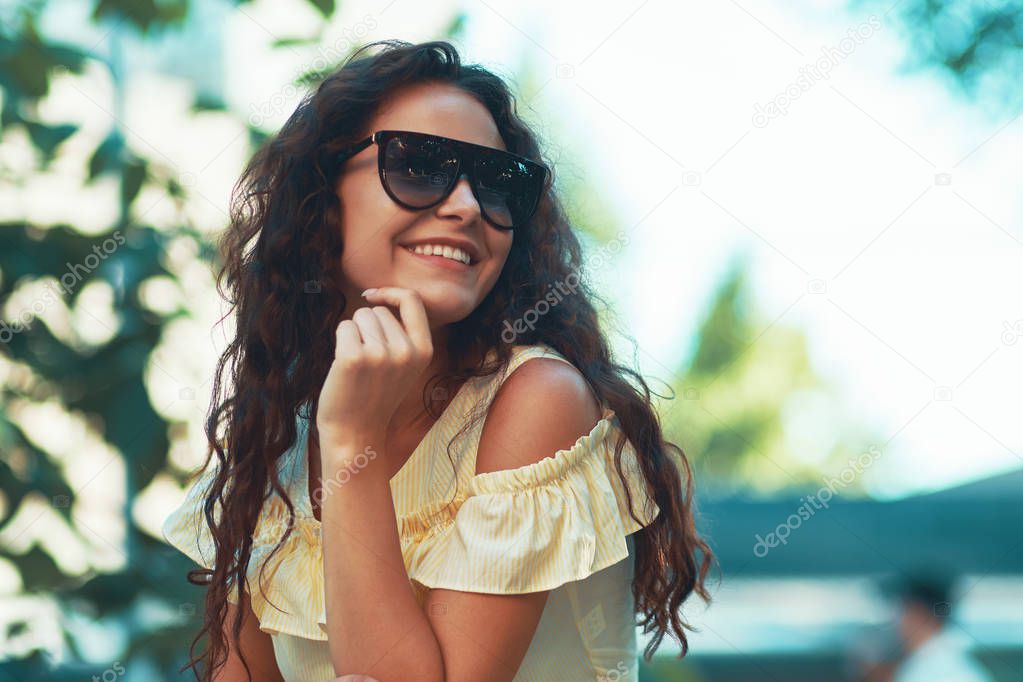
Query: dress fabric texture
xmin=161 ymin=343 xmax=662 ymax=681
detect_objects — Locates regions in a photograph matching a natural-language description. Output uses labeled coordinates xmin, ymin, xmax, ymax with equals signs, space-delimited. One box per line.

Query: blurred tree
xmin=0 ymin=4 xmax=217 ymax=679
xmin=854 ymin=0 xmax=1023 ymax=109
xmin=0 ymin=0 xmax=374 ymax=678
xmin=652 ymin=253 xmax=880 ymax=499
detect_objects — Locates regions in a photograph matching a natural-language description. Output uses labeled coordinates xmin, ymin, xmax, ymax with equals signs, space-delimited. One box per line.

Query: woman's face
xmin=335 ymin=82 xmax=514 ymax=328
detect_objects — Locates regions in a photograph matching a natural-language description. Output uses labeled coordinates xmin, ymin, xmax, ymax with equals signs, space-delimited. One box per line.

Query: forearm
xmin=320 ymin=435 xmax=445 ymax=681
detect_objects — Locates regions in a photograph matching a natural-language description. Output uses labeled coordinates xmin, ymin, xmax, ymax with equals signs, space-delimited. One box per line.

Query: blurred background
xmin=1 ymin=0 xmax=1021 ymax=679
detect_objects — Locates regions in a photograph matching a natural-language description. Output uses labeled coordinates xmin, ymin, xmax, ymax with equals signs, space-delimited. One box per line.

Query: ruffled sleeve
xmin=161 ymin=463 xmax=241 ymax=603
xmin=162 ymin=462 xmax=328 ymax=640
xmin=403 ymin=407 xmax=660 ymax=594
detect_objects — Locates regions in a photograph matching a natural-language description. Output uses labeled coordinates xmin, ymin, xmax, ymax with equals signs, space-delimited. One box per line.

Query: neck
xmin=906 ymin=621 xmax=942 ymax=653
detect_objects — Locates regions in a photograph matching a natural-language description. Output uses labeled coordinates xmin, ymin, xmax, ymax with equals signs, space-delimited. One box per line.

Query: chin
xmin=412 ymin=288 xmax=479 ymax=326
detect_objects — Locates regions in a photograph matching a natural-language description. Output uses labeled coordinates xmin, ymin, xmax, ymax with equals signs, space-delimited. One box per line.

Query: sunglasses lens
xmin=474 ymin=155 xmax=544 ymax=229
xmin=382 ymin=134 xmax=457 ymax=207
xmin=379 ymin=132 xmax=545 ymax=229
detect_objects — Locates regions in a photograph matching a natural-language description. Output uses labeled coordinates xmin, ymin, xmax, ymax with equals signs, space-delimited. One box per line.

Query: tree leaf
xmin=24 ymin=121 xmax=78 ymax=166
xmin=88 ymin=131 xmax=125 ymax=181
xmin=304 ymin=0 xmax=335 ymax=18
xmin=121 ymin=159 xmax=147 ymax=209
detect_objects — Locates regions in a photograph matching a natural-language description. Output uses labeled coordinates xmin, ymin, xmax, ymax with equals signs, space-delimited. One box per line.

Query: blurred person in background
xmin=887 ymin=572 xmax=994 ymax=682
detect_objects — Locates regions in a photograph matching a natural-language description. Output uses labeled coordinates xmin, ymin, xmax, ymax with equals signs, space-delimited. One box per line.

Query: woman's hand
xmin=316 ymin=287 xmax=434 ymax=451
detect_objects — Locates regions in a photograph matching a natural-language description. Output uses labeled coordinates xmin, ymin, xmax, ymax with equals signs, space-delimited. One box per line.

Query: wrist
xmin=315 ymin=419 xmax=386 ymax=448
xmin=319 ymin=434 xmax=387 ymax=480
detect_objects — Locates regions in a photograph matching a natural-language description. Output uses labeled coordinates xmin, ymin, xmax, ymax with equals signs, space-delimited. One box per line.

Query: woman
xmin=162 ymin=39 xmax=714 ymax=682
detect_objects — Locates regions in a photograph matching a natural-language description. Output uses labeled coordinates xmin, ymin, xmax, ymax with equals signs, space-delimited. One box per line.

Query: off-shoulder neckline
xmin=294 ymin=375 xmax=477 ymax=521
xmin=291 ymin=343 xmax=573 ymax=521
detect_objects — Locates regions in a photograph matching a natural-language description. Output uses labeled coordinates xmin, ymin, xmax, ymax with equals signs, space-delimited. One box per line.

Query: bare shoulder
xmin=427 ymin=354 xmax=604 ymax=680
xmin=475 ymin=355 xmax=603 ymax=476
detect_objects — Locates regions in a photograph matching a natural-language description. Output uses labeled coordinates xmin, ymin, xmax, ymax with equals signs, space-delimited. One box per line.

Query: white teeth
xmin=408 ymin=243 xmax=472 ymax=265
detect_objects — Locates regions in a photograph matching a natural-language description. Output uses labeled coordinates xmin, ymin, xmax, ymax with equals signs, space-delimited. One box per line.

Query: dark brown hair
xmin=179 ymin=38 xmax=715 ymax=680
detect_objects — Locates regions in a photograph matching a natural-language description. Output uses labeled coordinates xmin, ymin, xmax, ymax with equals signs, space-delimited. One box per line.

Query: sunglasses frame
xmin=335 ymin=129 xmax=549 ymax=230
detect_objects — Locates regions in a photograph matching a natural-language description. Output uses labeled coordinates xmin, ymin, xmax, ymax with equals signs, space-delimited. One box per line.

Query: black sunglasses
xmin=335 ymin=129 xmax=549 ymax=230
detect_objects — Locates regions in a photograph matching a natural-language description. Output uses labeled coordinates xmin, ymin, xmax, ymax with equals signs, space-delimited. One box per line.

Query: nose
xmin=436 ymin=173 xmax=482 ymax=224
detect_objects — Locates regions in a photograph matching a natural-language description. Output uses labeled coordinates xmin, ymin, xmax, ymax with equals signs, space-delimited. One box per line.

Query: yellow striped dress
xmin=162 ymin=343 xmax=661 ymax=681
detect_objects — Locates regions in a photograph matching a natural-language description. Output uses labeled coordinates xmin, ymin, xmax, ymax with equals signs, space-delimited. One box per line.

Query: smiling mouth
xmin=400 ymin=245 xmax=477 ymax=272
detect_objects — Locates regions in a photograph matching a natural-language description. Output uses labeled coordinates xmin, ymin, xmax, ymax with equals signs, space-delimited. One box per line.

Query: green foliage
xmin=303 ymin=0 xmax=336 ymax=19
xmin=0 ymin=4 xmax=212 ymax=677
xmin=22 ymin=121 xmax=78 ymax=167
xmin=0 ymin=12 xmax=88 ymax=173
xmin=656 ymin=254 xmax=835 ymax=496
xmin=855 ymin=0 xmax=1023 ymax=107
xmin=0 ymin=15 xmax=87 ymax=99
xmin=0 ymin=0 xmax=381 ymax=674
xmin=686 ymin=266 xmax=754 ymax=380
xmin=92 ymin=0 xmax=190 ymax=32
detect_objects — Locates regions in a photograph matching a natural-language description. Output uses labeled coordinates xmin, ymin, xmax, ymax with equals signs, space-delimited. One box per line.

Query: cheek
xmin=479 ymin=241 xmax=513 ymax=289
xmin=335 ymin=185 xmax=402 ymax=283
xmin=336 ymin=172 xmax=393 ymax=237
xmin=337 ymin=186 xmax=404 ymax=262
xmin=489 ymin=235 xmax=514 ymax=266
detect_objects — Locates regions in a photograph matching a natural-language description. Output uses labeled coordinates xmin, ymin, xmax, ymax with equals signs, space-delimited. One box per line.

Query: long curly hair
xmin=178 ymin=38 xmax=715 ymax=681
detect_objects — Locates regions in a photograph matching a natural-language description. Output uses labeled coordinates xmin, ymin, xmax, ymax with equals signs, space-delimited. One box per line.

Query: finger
xmin=370 ymin=305 xmax=413 ymax=354
xmin=361 ymin=288 xmax=431 ymax=352
xmin=336 ymin=319 xmax=361 ymax=357
xmin=351 ymin=306 xmax=386 ymax=351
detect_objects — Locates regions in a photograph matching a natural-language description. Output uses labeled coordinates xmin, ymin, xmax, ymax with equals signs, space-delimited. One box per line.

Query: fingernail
xmin=361 ymin=288 xmax=378 ymax=297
